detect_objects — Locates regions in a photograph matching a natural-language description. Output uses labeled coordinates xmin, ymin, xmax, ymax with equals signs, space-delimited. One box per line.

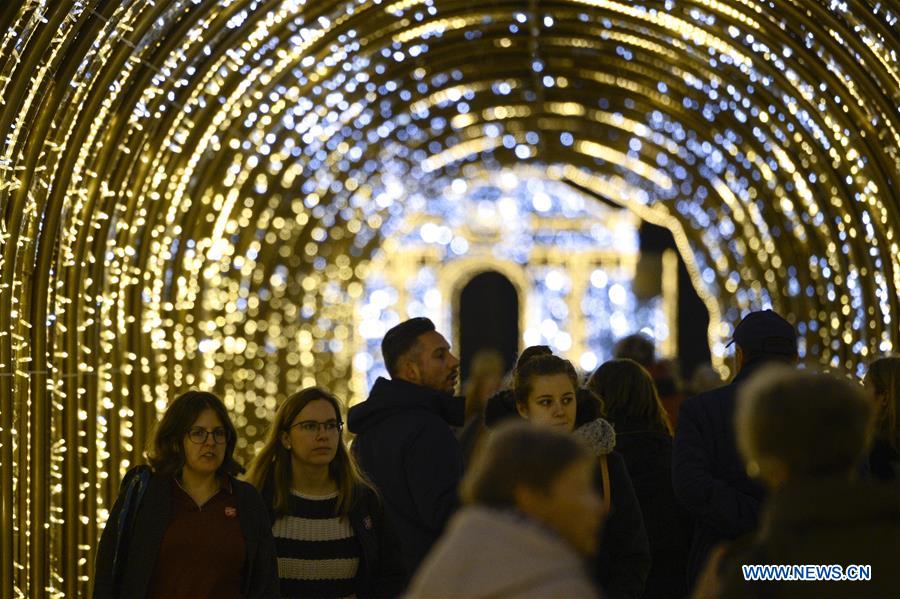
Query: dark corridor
xmin=458 ymin=271 xmax=519 ymax=382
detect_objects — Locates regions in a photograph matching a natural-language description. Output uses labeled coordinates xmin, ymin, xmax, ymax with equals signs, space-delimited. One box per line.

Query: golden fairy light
xmin=0 ymin=0 xmax=898 ymax=595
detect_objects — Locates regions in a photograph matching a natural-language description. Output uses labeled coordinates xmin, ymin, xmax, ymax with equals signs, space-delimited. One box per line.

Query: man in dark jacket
xmin=348 ymin=317 xmax=464 ymax=583
xmin=699 ymin=367 xmax=900 ymax=597
xmin=672 ymin=309 xmax=797 ymax=590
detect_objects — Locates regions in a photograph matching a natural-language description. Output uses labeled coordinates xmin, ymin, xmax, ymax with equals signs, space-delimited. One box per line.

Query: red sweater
xmin=146 ymin=478 xmax=246 ymax=598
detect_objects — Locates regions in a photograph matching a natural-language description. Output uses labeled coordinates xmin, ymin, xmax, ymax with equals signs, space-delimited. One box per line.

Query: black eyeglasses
xmin=288 ymin=420 xmax=343 ymax=436
xmin=187 ymin=427 xmax=228 ymax=444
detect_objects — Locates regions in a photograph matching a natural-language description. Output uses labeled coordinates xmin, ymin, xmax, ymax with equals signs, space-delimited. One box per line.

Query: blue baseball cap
xmin=727 ymin=309 xmax=797 ymax=356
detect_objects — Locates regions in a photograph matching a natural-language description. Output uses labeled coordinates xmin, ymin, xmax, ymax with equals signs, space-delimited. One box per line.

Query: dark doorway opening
xmin=459 ymin=271 xmax=519 ymax=383
xmin=639 ymin=222 xmax=711 ymax=379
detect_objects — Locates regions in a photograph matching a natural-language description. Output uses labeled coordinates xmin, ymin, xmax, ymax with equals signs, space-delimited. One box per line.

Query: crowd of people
xmin=93 ymin=310 xmax=900 ymax=598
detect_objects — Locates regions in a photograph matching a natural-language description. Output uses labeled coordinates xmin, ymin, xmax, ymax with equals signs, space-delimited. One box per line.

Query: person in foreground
xmin=694 ymin=366 xmax=900 ymax=598
xmin=348 ymin=317 xmax=464 ymax=581
xmin=406 ymin=422 xmax=605 ymax=598
xmin=93 ymin=390 xmax=278 ymax=598
xmin=245 ymin=387 xmax=404 ymax=598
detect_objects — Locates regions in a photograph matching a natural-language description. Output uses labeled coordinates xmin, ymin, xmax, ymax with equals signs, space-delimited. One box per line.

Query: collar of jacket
xmin=732 ymin=356 xmax=793 ymax=385
xmin=760 ymin=476 xmax=900 ymax=536
xmin=573 ymin=418 xmax=617 ymax=456
xmin=362 ymin=376 xmax=464 ymax=426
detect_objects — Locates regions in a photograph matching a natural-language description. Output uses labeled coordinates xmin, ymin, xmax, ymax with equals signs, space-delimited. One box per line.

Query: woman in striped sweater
xmin=246 ymin=387 xmax=404 ymax=598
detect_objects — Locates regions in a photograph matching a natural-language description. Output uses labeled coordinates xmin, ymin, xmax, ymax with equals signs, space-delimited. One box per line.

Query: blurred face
xmin=517 ymin=373 xmax=577 ymax=432
xmin=863 ymin=378 xmax=887 ymax=421
xmin=405 ymin=330 xmax=460 ymax=394
xmin=282 ymin=399 xmax=341 ymax=468
xmin=517 ymin=457 xmax=604 ymax=556
xmin=182 ymin=408 xmax=227 ymax=478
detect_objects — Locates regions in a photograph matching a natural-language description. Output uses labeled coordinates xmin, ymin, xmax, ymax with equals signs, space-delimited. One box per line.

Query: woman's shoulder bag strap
xmin=598 ymin=455 xmax=611 ymax=513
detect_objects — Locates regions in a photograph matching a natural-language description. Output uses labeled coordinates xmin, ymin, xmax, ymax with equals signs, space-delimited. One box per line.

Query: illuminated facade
xmin=0 ymin=0 xmax=898 ymax=595
xmin=354 ymin=166 xmax=674 ymax=396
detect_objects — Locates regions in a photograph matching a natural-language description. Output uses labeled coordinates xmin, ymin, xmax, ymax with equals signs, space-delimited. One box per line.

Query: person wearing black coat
xmin=94 ymin=468 xmax=278 ymax=598
xmin=672 ymin=310 xmax=796 ymax=590
xmin=93 ymin=390 xmax=278 ymax=598
xmin=587 ymin=359 xmax=692 ymax=599
xmin=347 ymin=318 xmax=465 ymax=582
xmin=694 ymin=367 xmax=900 ymax=597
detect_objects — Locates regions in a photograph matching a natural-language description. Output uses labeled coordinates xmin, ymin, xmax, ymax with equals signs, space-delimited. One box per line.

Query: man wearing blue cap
xmin=672 ymin=309 xmax=798 ymax=591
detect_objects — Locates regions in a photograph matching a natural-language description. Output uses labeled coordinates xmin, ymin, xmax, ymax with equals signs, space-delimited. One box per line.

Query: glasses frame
xmin=186 ymin=427 xmax=228 ymax=445
xmin=287 ymin=419 xmax=344 ymax=436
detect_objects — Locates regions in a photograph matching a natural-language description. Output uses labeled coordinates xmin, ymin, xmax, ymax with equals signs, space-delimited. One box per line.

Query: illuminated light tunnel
xmin=0 ymin=0 xmax=898 ymax=594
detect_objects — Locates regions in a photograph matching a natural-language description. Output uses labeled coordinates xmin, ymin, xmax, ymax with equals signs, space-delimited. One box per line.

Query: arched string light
xmin=0 ymin=0 xmax=897 ymax=595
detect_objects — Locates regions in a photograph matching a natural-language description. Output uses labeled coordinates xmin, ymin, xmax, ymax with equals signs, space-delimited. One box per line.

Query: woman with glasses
xmin=245 ymin=387 xmax=404 ymax=598
xmin=93 ymin=390 xmax=279 ymax=598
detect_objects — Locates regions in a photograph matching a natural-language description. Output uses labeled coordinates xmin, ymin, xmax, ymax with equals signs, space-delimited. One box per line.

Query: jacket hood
xmin=573 ymin=418 xmax=617 ymax=456
xmin=408 ymin=506 xmax=596 ymax=598
xmin=347 ymin=376 xmax=464 ymax=433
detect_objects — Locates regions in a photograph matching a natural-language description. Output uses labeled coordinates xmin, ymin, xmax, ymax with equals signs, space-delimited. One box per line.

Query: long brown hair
xmin=146 ymin=390 xmax=244 ymax=478
xmin=588 ymin=359 xmax=673 ymax=436
xmin=245 ymin=387 xmax=373 ymax=518
xmin=865 ymin=356 xmax=900 ymax=451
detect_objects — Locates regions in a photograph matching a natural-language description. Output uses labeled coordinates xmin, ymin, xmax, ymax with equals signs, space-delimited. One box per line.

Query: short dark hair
xmin=381 ymin=317 xmax=436 ymax=378
xmin=613 ymin=334 xmax=655 ymax=367
xmin=461 ymin=421 xmax=590 ymax=508
xmin=736 ymin=366 xmax=872 ymax=479
xmin=146 ymin=390 xmax=244 ymax=478
xmin=513 ymin=350 xmax=578 ymax=407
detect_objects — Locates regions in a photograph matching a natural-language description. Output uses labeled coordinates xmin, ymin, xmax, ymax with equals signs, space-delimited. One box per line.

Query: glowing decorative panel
xmin=356 ymin=167 xmax=670 ymax=392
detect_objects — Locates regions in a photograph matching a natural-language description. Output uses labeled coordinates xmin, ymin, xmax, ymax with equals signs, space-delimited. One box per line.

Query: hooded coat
xmin=347 ymin=377 xmax=465 ymax=581
xmin=406 ymin=506 xmax=600 ymax=599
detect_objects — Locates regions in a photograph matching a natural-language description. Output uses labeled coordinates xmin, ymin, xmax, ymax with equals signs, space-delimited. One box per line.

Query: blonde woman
xmin=246 ymin=387 xmax=404 ymax=598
